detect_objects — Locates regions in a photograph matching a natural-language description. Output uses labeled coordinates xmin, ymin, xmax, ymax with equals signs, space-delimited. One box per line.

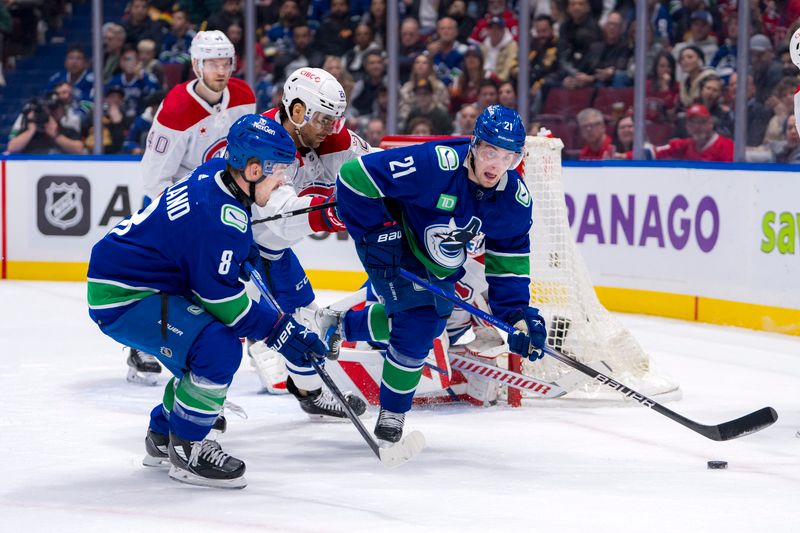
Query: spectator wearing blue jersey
xmin=159 ymin=8 xmax=195 ymax=64
xmin=87 ymin=114 xmax=328 ymax=489
xmin=107 ymin=44 xmax=161 ymax=126
xmin=428 ymin=17 xmax=467 ymax=87
xmin=46 ymin=45 xmax=95 ymax=106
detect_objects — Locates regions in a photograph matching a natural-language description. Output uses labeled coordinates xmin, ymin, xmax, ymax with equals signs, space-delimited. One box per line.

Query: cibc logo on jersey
xmin=203 ymin=137 xmax=228 ymax=162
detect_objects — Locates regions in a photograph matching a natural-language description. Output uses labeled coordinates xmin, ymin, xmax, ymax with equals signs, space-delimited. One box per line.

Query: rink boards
xmin=0 ymin=155 xmax=798 ymax=335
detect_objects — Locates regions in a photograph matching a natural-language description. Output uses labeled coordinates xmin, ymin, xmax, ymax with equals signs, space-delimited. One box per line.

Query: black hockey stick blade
xmin=690 ymin=406 xmax=779 ymax=442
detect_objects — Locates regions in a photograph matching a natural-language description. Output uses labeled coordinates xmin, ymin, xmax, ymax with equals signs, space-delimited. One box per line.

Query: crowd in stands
xmin=3 ymin=0 xmax=800 ymax=163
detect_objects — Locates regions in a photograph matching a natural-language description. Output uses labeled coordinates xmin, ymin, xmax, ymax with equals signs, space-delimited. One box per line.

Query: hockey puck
xmin=707 ymin=461 xmax=728 ymax=470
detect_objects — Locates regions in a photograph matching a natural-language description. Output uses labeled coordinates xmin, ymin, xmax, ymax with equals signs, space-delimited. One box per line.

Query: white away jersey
xmin=140 ymin=77 xmax=255 ymax=199
xmin=250 ymin=107 xmax=371 ymax=253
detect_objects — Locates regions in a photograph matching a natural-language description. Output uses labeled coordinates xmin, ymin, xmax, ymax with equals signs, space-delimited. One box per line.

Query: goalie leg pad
xmin=248 ymin=340 xmax=289 ymax=393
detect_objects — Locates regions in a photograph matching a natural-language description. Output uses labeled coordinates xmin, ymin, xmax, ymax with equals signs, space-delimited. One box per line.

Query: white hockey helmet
xmin=191 ymin=30 xmax=235 ymax=83
xmin=791 ymin=28 xmax=800 ymax=69
xmin=282 ymin=67 xmax=347 ymax=127
xmin=190 ymin=30 xmax=235 ymax=61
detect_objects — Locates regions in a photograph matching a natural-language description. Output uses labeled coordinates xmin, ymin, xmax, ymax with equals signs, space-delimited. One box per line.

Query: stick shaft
xmin=244 ymin=262 xmax=382 ymax=457
xmin=251 ymin=201 xmax=337 ymax=225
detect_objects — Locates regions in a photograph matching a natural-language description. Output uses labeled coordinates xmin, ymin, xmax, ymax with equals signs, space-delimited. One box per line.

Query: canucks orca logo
xmin=424 ymin=216 xmax=483 ymax=269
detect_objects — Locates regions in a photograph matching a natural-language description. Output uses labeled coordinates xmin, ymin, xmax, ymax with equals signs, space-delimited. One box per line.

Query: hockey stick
xmin=243 ymin=263 xmax=425 ymax=466
xmin=449 ymin=353 xmax=567 ymax=398
xmin=250 ymin=201 xmax=337 ymax=225
xmin=399 ymin=268 xmax=778 ymax=442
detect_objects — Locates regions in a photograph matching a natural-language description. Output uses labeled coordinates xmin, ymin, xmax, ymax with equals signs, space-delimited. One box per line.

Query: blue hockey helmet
xmin=472 ymin=104 xmax=526 ymax=156
xmin=225 ymin=114 xmax=297 ymax=175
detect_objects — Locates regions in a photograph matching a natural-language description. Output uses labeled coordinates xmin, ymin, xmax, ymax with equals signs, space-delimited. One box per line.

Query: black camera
xmin=22 ymin=96 xmax=61 ymax=132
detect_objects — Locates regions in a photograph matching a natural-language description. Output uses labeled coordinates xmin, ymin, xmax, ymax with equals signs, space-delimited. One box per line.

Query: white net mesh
xmin=521 ymin=135 xmax=679 ymax=400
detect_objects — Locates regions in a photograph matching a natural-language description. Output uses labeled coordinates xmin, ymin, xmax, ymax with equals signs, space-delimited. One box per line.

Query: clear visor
xmin=262 ymin=159 xmax=299 ymax=181
xmin=200 ymin=57 xmax=234 ymax=74
xmin=308 ymin=111 xmax=343 ymax=132
xmin=472 ymin=141 xmax=524 ymax=170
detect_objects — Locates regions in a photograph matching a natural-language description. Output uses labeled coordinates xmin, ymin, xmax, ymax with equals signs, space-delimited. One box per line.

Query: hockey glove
xmin=361 ymin=223 xmax=404 ymax=279
xmin=308 ymin=195 xmax=346 ymax=233
xmin=266 ymin=314 xmax=328 ymax=367
xmin=507 ymin=307 xmax=547 ymax=361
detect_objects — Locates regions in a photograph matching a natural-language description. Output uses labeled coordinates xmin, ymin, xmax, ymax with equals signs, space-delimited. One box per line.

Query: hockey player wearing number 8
xmin=125 ymin=30 xmax=256 ymax=385
xmin=336 ymin=105 xmax=549 ymax=444
xmin=87 ymin=115 xmax=330 ymax=489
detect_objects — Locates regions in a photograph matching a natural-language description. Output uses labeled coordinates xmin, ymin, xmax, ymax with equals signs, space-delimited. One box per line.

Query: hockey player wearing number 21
xmin=336 ymin=105 xmax=549 ymax=444
xmin=86 ymin=115 xmax=330 ymax=489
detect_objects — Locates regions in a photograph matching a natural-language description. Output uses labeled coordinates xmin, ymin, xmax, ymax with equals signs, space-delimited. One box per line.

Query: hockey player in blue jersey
xmin=87 ymin=114 xmax=330 ymax=489
xmin=336 ymin=105 xmax=549 ymax=443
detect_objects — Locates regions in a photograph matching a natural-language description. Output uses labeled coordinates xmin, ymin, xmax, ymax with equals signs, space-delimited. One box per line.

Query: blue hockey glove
xmin=361 ymin=223 xmax=404 ymax=279
xmin=507 ymin=307 xmax=547 ymax=361
xmin=266 ymin=314 xmax=328 ymax=367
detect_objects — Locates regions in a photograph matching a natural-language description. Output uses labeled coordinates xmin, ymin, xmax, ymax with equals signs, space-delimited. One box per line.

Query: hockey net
xmin=509 ymin=134 xmax=679 ymax=404
xmin=378 ymin=135 xmax=679 ymax=405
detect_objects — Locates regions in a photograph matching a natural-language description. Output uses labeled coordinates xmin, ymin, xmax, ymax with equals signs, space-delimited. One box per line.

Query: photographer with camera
xmin=6 ymin=91 xmax=86 ymax=155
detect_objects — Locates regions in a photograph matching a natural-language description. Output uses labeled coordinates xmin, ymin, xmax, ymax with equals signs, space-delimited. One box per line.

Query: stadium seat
xmin=162 ymin=63 xmax=187 ymax=90
xmin=541 ymin=87 xmax=595 ymax=117
xmin=535 ymin=114 xmax=578 ymax=150
xmin=592 ymin=87 xmax=634 ymax=118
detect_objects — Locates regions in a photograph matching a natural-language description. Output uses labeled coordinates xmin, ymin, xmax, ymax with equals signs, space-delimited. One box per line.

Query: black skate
xmin=126 ymin=347 xmax=162 ymax=386
xmin=374 ymin=408 xmax=405 ymax=444
xmin=167 ymin=433 xmax=246 ymax=489
xmin=142 ymin=429 xmax=170 ymax=467
xmin=287 ymin=376 xmax=367 ymax=420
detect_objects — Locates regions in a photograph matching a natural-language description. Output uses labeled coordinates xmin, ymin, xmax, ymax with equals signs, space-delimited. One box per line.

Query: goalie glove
xmin=507 ymin=307 xmax=547 ymax=361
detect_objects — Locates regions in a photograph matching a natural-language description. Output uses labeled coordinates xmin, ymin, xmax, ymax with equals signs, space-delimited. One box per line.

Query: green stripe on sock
xmin=174 ymin=373 xmax=227 ymax=415
xmin=368 ymin=304 xmax=390 ymax=342
xmin=485 ymin=252 xmax=530 ymax=276
xmin=381 ymin=358 xmax=423 ymax=394
xmin=162 ymin=377 xmax=176 ymax=414
xmin=338 ymin=159 xmax=383 ymax=198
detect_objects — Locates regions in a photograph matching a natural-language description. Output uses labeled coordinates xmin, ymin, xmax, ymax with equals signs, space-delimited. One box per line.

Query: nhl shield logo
xmin=37 ymin=176 xmax=91 ymax=236
xmin=44 ymin=182 xmax=83 ymax=230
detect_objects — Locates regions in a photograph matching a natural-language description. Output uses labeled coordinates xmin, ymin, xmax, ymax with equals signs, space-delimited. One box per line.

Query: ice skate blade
xmin=378 ymin=430 xmax=426 ymax=468
xmin=126 ymin=367 xmax=160 ymax=386
xmin=168 ymin=465 xmax=247 ymax=489
xmin=142 ymin=454 xmax=169 ymax=468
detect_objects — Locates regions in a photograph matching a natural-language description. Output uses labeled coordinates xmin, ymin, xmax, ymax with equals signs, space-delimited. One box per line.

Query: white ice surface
xmin=1 ymin=281 xmax=798 ymax=533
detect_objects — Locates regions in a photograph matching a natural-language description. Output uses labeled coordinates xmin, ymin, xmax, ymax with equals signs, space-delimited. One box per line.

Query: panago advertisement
xmin=1 ymin=156 xmax=798 ymax=334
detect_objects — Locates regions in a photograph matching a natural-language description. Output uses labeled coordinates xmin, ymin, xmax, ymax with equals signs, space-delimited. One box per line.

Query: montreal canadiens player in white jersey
xmin=88 ymin=115 xmax=330 ymax=488
xmin=126 ymin=30 xmax=255 ymax=385
xmin=336 ymin=105 xmax=549 ymax=444
xmin=245 ymin=68 xmax=375 ymax=419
